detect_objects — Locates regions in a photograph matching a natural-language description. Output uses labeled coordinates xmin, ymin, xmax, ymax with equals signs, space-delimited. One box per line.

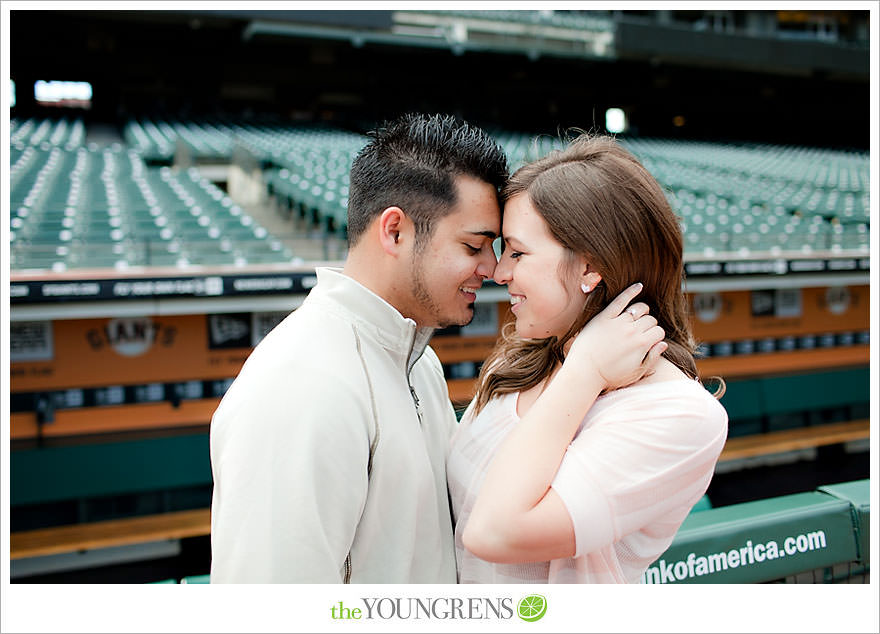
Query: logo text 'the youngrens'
xmin=330 ymin=597 xmax=514 ymax=621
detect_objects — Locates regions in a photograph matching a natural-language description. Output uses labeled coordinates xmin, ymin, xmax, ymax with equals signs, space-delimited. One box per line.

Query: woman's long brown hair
xmin=472 ymin=134 xmax=721 ymax=416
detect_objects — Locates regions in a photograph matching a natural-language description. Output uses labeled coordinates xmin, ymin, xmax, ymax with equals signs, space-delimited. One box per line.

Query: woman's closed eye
xmin=500 ymin=240 xmax=523 ymax=259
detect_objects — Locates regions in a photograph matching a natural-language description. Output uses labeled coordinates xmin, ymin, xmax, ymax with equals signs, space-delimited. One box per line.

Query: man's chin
xmin=435 ymin=305 xmax=475 ymax=329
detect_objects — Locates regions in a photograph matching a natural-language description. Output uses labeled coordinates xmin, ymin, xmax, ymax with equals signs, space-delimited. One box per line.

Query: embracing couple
xmin=209 ymin=113 xmax=728 ymax=584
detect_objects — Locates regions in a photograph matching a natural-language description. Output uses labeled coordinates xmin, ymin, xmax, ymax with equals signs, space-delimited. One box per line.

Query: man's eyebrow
xmin=466 ymin=230 xmax=499 ymax=239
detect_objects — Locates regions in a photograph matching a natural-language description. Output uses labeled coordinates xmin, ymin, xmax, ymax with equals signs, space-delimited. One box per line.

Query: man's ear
xmin=377 ymin=206 xmax=408 ymax=256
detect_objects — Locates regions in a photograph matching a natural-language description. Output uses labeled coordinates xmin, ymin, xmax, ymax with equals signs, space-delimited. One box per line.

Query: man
xmin=209 ymin=113 xmax=508 ymax=582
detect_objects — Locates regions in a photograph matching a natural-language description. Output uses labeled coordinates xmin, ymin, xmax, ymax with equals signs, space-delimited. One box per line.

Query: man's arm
xmin=210 ymin=366 xmax=373 ymax=582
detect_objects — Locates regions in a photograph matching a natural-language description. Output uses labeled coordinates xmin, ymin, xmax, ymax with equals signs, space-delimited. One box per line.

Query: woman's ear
xmin=377 ymin=207 xmax=407 ymax=256
xmin=578 ymin=260 xmax=602 ymax=294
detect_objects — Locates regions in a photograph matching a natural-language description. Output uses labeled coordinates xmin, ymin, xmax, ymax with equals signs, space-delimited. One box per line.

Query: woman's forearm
xmin=465 ymin=362 xmax=603 ymax=534
xmin=462 ymin=283 xmax=663 ymax=560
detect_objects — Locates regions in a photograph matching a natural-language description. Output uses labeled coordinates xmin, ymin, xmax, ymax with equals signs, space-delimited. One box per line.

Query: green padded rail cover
xmin=642 ymin=489 xmax=862 ymax=583
xmin=817 ymin=479 xmax=870 ymax=564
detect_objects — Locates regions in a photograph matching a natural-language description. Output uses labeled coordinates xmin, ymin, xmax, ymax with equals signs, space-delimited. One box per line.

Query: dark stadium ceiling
xmin=9 ymin=9 xmax=870 ymax=149
xmin=175 ymin=9 xmax=868 ymax=77
xmin=12 ymin=9 xmax=868 ymax=75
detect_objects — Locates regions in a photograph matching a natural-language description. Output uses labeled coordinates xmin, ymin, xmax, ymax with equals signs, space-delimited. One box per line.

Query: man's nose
xmin=493 ymin=253 xmax=511 ymax=285
xmin=476 ymin=249 xmax=497 ymax=279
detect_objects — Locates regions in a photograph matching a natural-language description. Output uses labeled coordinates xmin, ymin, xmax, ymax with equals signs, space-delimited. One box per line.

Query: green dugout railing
xmin=642 ymin=479 xmax=870 ymax=583
xmin=152 ymin=481 xmax=869 ymax=585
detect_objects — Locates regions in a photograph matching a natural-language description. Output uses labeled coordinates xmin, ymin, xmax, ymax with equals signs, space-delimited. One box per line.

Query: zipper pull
xmin=410 ymin=385 xmax=423 ymax=425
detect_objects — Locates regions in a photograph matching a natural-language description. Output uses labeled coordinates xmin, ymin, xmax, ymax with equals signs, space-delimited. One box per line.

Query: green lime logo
xmin=517 ymin=594 xmax=547 ymax=622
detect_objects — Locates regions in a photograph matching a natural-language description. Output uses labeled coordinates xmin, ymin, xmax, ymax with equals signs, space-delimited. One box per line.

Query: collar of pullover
xmin=309 ymin=267 xmax=434 ymax=376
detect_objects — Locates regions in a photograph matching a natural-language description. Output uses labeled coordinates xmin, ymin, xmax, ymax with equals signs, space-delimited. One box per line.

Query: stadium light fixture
xmin=34 ymin=80 xmax=93 ymax=108
xmin=605 ymin=107 xmax=627 ymax=134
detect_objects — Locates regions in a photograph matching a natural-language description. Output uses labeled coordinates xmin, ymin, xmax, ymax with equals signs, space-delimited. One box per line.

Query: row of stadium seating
xmin=260 ymin=127 xmax=365 ymax=235
xmin=10 ymin=117 xmax=86 ymax=150
xmin=10 ymin=144 xmax=296 ymax=271
xmin=493 ymin=131 xmax=870 ymax=256
xmin=10 ymin=117 xmax=870 ymax=271
xmin=124 ymin=119 xmax=236 ymax=162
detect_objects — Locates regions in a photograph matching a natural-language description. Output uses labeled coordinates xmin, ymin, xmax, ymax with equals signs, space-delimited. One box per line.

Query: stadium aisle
xmin=235 ymin=175 xmax=348 ymax=263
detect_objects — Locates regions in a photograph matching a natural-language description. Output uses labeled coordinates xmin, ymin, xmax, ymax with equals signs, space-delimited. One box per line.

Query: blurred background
xmin=6 ymin=8 xmax=873 ymax=584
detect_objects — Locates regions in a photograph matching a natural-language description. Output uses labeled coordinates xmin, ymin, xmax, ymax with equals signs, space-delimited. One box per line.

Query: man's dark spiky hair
xmin=347 ymin=113 xmax=508 ymax=247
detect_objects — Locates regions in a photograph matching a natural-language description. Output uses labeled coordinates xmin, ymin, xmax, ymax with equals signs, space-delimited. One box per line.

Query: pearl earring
xmin=581 ymin=283 xmax=592 ymax=294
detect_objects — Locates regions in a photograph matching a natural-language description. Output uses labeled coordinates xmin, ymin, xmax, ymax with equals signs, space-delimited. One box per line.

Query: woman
xmin=447 ymin=134 xmax=728 ymax=583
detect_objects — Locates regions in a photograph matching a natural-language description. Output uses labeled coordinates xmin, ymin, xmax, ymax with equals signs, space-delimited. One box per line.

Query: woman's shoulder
xmin=633 ymin=357 xmax=691 ymax=386
xmin=595 ymin=362 xmax=728 ymax=433
xmin=597 ymin=360 xmax=697 ymax=403
xmin=600 ymin=377 xmax=723 ymax=413
xmin=459 ymin=391 xmax=519 ymax=426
